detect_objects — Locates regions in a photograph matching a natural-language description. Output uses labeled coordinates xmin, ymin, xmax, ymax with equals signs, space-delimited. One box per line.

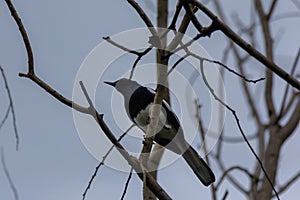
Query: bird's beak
xmin=104 ymin=81 xmax=117 ymax=87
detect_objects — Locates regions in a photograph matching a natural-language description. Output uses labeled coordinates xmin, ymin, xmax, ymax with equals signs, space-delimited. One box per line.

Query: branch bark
xmin=188 ymin=0 xmax=300 ymax=90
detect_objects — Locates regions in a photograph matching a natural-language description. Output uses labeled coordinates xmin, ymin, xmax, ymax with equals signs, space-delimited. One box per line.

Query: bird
xmin=105 ymin=78 xmax=215 ymax=186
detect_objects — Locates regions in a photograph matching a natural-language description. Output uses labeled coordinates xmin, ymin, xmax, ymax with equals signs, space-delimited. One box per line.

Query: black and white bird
xmin=105 ymin=78 xmax=215 ymax=186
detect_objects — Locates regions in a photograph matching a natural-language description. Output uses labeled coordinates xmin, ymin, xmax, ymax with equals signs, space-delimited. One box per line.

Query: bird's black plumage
xmin=128 ymin=87 xmax=153 ymax=119
xmin=128 ymin=86 xmax=180 ymax=130
xmin=105 ymin=78 xmax=215 ymax=186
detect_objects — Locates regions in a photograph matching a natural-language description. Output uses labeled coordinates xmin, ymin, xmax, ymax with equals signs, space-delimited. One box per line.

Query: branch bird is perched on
xmin=105 ymin=78 xmax=215 ymax=186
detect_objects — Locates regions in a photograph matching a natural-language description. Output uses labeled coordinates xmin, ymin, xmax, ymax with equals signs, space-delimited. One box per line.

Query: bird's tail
xmin=182 ymin=146 xmax=215 ymax=186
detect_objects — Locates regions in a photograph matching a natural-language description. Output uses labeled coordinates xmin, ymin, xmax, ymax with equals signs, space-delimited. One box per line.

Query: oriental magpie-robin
xmin=105 ymin=78 xmax=215 ymax=186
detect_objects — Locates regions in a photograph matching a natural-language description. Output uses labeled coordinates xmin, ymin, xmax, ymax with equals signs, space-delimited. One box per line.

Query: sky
xmin=0 ymin=0 xmax=299 ymax=200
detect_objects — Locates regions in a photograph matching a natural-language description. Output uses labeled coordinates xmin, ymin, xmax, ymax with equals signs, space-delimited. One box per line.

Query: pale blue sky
xmin=0 ymin=1 xmax=299 ymax=200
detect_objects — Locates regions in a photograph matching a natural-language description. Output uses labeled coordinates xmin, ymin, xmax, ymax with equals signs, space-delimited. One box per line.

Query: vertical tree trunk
xmin=143 ymin=1 xmax=169 ymax=199
xmin=257 ymin=126 xmax=283 ymax=199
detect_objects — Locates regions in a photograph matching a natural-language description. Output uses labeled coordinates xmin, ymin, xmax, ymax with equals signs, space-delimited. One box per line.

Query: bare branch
xmin=167 ymin=54 xmax=189 ymax=76
xmin=167 ymin=7 xmax=195 ymax=51
xmin=121 ymin=167 xmax=134 ymax=200
xmin=4 ymin=0 xmax=34 ymax=75
xmin=280 ymin=92 xmax=300 ymax=117
xmin=222 ymin=190 xmax=229 ymax=200
xmin=272 ymin=12 xmax=300 ymax=21
xmin=79 ymin=81 xmax=172 ymax=199
xmin=280 ymin=98 xmax=300 ymax=141
xmin=102 ymin=35 xmax=153 ymax=80
xmin=127 ymin=0 xmax=158 ymax=38
xmin=187 ymin=0 xmax=300 ymax=90
xmin=0 ymin=66 xmax=19 ymax=150
xmin=82 ymin=125 xmax=134 ymax=200
xmin=175 ymin=46 xmax=265 ymax=84
xmin=278 ymin=48 xmax=300 ymax=120
xmin=216 ymin=166 xmax=256 ymax=190
xmin=195 ymin=100 xmax=217 ymax=200
xmin=182 ymin=2 xmax=204 ymax=32
xmin=232 ymin=48 xmax=262 ymax=124
xmin=205 ymin=58 xmax=265 ymax=83
xmin=255 ymin=0 xmax=276 ymax=120
xmin=1 ymin=147 xmax=19 ymax=200
xmin=102 ymin=36 xmax=142 ymax=55
xmin=168 ymin=1 xmax=183 ymax=30
xmin=291 ymin=0 xmax=300 ymax=10
xmin=171 ymin=20 xmax=219 ymax=54
xmin=214 ymin=154 xmax=248 ymax=194
xmin=4 ymin=1 xmax=171 ymax=197
xmin=0 ymin=107 xmax=11 ymax=130
xmin=276 ymin=170 xmax=300 ymax=195
xmin=266 ymin=0 xmax=279 ymax=20
xmin=130 ymin=47 xmax=152 ymax=79
xmin=218 ymin=133 xmax=258 ymax=143
xmin=199 ymin=60 xmax=279 ymax=199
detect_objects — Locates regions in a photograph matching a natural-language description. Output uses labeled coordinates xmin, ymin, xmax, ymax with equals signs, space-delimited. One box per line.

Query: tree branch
xmin=278 ymin=48 xmax=300 ymax=120
xmin=276 ymin=170 xmax=300 ymax=196
xmin=267 ymin=0 xmax=279 ymax=20
xmin=0 ymin=66 xmax=19 ymax=150
xmin=4 ymin=1 xmax=171 ymax=198
xmin=1 ymin=147 xmax=19 ymax=200
xmin=127 ymin=0 xmax=158 ymax=38
xmin=199 ymin=60 xmax=279 ymax=199
xmin=255 ymin=0 xmax=276 ymax=120
xmin=82 ymin=125 xmax=134 ymax=200
xmin=187 ymin=0 xmax=300 ymax=90
xmin=79 ymin=81 xmax=172 ymax=200
xmin=120 ymin=167 xmax=134 ymax=200
xmin=216 ymin=166 xmax=256 ymax=190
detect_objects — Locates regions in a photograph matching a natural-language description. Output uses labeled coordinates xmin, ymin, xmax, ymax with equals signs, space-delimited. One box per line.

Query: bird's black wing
xmin=128 ymin=86 xmax=154 ymax=120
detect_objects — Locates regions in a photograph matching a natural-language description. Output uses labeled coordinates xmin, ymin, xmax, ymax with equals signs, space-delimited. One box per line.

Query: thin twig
xmin=102 ymin=36 xmax=153 ymax=80
xmin=188 ymin=0 xmax=300 ymax=90
xmin=199 ymin=60 xmax=279 ymax=199
xmin=4 ymin=0 xmax=34 ymax=75
xmin=0 ymin=106 xmax=11 ymax=130
xmin=195 ymin=100 xmax=217 ymax=200
xmin=205 ymin=59 xmax=265 ymax=83
xmin=168 ymin=1 xmax=183 ymax=30
xmin=276 ymin=170 xmax=300 ymax=196
xmin=167 ymin=54 xmax=189 ymax=76
xmin=216 ymin=166 xmax=256 ymax=190
xmin=172 ymin=20 xmax=219 ymax=55
xmin=167 ymin=6 xmax=197 ymax=52
xmin=266 ymin=0 xmax=279 ymax=20
xmin=222 ymin=190 xmax=229 ymax=200
xmin=5 ymin=0 xmax=172 ymax=199
xmin=0 ymin=66 xmax=19 ymax=150
xmin=255 ymin=0 xmax=276 ymax=121
xmin=127 ymin=0 xmax=158 ymax=38
xmin=82 ymin=125 xmax=134 ymax=200
xmin=278 ymin=48 xmax=300 ymax=120
xmin=217 ymin=133 xmax=257 ymax=143
xmin=281 ymin=92 xmax=300 ymax=118
xmin=103 ymin=36 xmax=141 ymax=55
xmin=120 ymin=167 xmax=134 ymax=200
xmin=182 ymin=2 xmax=204 ymax=32
xmin=291 ymin=0 xmax=300 ymax=10
xmin=1 ymin=147 xmax=19 ymax=200
xmin=130 ymin=47 xmax=152 ymax=79
xmin=214 ymin=154 xmax=248 ymax=194
xmin=80 ymin=81 xmax=171 ymax=199
xmin=173 ymin=47 xmax=265 ymax=84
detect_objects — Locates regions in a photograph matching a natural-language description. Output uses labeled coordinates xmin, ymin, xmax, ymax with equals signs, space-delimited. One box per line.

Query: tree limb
xmin=187 ymin=0 xmax=300 ymax=90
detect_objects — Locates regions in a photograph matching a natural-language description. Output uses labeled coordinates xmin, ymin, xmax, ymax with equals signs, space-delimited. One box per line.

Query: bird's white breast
xmin=133 ymin=103 xmax=169 ymax=133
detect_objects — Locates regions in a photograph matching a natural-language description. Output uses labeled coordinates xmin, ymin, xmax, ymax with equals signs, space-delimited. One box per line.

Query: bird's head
xmin=104 ymin=78 xmax=141 ymax=98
